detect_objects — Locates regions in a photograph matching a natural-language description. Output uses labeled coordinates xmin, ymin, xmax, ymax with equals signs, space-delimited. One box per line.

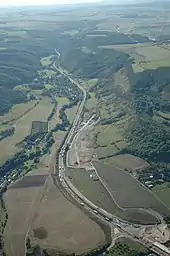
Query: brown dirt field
xmin=3 ymin=152 xmax=53 ymax=256
xmin=9 ymin=175 xmax=48 ymax=189
xmin=4 ymin=186 xmax=43 ymax=256
xmin=105 ymin=154 xmax=149 ymax=171
xmin=29 ymin=176 xmax=106 ymax=254
xmin=93 ymin=161 xmax=169 ymax=216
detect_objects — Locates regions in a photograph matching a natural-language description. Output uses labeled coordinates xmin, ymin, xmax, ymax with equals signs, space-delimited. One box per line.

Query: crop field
xmin=104 ymin=154 xmax=149 ymax=171
xmin=96 ymin=124 xmax=124 ymax=147
xmin=93 ymin=161 xmax=170 ymax=217
xmin=40 ymin=55 xmax=54 ymax=67
xmin=67 ymin=167 xmax=118 ymax=214
xmin=85 ymin=92 xmax=98 ymax=110
xmin=100 ymin=43 xmax=170 ymax=72
xmin=67 ymin=168 xmax=158 ymax=224
xmin=0 ymin=98 xmax=53 ymax=165
xmin=0 ymin=101 xmax=37 ymax=125
xmin=29 ymin=175 xmax=106 ymax=254
xmin=4 ymin=182 xmax=44 ymax=256
xmin=3 ymin=151 xmax=54 ymax=256
xmin=38 ymin=69 xmax=56 ymax=79
xmin=97 ymin=145 xmax=119 ymax=159
xmin=49 ymin=97 xmax=69 ymax=129
xmin=152 ymin=183 xmax=170 ymax=209
xmin=65 ymin=105 xmax=78 ymax=124
xmin=31 ymin=121 xmax=48 ymax=135
xmin=95 ymin=124 xmax=127 ymax=159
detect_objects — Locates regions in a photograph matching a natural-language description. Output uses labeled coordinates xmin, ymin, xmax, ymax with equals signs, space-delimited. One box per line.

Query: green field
xmin=108 ymin=238 xmax=149 ymax=256
xmin=65 ymin=105 xmax=78 ymax=123
xmin=96 ymin=124 xmax=124 ymax=147
xmin=93 ymin=161 xmax=169 ymax=218
xmin=100 ymin=43 xmax=170 ymax=72
xmin=152 ymin=182 xmax=170 ymax=208
xmin=67 ymin=167 xmax=118 ymax=214
xmin=97 ymin=145 xmax=119 ymax=159
xmin=68 ymin=166 xmax=159 ymax=224
xmin=40 ymin=55 xmax=54 ymax=67
xmin=95 ymin=123 xmax=127 ymax=158
xmin=0 ymin=97 xmax=53 ymax=165
xmin=85 ymin=92 xmax=98 ymax=110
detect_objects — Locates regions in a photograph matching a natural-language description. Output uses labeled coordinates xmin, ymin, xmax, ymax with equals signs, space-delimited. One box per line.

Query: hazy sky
xmin=0 ymin=0 xmax=101 ymax=6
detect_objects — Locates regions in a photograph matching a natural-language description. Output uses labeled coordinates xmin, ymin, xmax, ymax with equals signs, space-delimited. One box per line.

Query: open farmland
xmin=0 ymin=101 xmax=37 ymax=125
xmin=100 ymin=43 xmax=170 ymax=72
xmin=95 ymin=124 xmax=128 ymax=159
xmin=97 ymin=145 xmax=119 ymax=159
xmin=67 ymin=167 xmax=118 ymax=214
xmin=65 ymin=105 xmax=78 ymax=124
xmin=93 ymin=161 xmax=170 ymax=217
xmin=28 ymin=175 xmax=107 ymax=255
xmin=105 ymin=154 xmax=149 ymax=172
xmin=49 ymin=97 xmax=69 ymax=129
xmin=85 ymin=92 xmax=98 ymax=110
xmin=67 ymin=167 xmax=159 ymax=224
xmin=4 ymin=176 xmax=46 ymax=256
xmin=0 ymin=97 xmax=52 ymax=165
xmin=152 ymin=183 xmax=170 ymax=209
xmin=31 ymin=121 xmax=48 ymax=135
xmin=4 ymin=148 xmax=58 ymax=256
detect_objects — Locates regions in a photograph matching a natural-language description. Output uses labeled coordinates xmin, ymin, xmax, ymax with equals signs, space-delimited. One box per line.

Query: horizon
xmin=0 ymin=0 xmax=102 ymax=6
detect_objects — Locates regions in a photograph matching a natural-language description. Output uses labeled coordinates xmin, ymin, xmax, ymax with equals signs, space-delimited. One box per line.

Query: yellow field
xmin=65 ymin=105 xmax=78 ymax=123
xmin=96 ymin=124 xmax=124 ymax=147
xmin=40 ymin=55 xmax=54 ymax=67
xmin=0 ymin=101 xmax=36 ymax=124
xmin=0 ymin=98 xmax=53 ymax=165
xmin=49 ymin=97 xmax=69 ymax=129
xmin=86 ymin=93 xmax=98 ymax=110
xmin=100 ymin=43 xmax=170 ymax=72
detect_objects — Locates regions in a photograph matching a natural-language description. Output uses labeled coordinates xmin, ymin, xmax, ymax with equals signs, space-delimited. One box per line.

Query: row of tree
xmin=0 ymin=127 xmax=15 ymax=141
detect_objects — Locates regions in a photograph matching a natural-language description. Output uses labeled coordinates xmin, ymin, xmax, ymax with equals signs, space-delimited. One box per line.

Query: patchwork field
xmin=0 ymin=97 xmax=53 ymax=165
xmin=4 ymin=147 xmax=58 ymax=256
xmin=28 ymin=175 xmax=106 ymax=255
xmin=100 ymin=43 xmax=170 ymax=72
xmin=93 ymin=161 xmax=170 ymax=216
xmin=50 ymin=97 xmax=69 ymax=128
xmin=67 ymin=167 xmax=159 ymax=224
xmin=95 ymin=124 xmax=128 ymax=159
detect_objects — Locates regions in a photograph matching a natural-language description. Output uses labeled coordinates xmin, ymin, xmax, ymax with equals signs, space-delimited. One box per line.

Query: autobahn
xmin=53 ymin=53 xmax=170 ymax=256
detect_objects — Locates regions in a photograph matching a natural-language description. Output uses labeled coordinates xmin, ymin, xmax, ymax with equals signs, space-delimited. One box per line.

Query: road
xmin=53 ymin=53 xmax=170 ymax=256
